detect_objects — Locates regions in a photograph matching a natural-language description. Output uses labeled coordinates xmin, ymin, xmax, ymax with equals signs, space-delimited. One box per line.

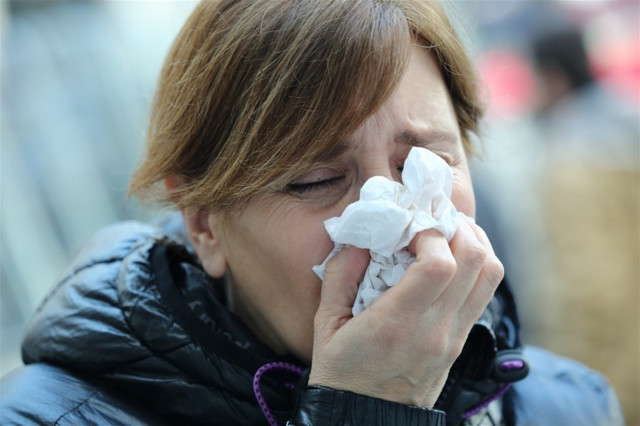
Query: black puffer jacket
xmin=0 ymin=218 xmax=623 ymax=425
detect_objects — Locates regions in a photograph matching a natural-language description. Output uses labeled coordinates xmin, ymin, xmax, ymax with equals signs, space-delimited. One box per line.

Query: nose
xmin=334 ymin=153 xmax=399 ymax=210
xmin=358 ymin=154 xmax=401 ymax=186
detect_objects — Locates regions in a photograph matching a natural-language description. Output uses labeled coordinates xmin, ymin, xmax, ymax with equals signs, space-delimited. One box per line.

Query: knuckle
xmin=322 ymin=255 xmax=342 ymax=279
xmin=472 ymin=223 xmax=491 ymax=242
xmin=447 ymin=336 xmax=467 ymax=363
xmin=485 ymin=256 xmax=505 ymax=287
xmin=423 ymin=328 xmax=463 ymax=365
xmin=421 ymin=327 xmax=449 ymax=356
xmin=420 ymin=253 xmax=457 ymax=279
xmin=463 ymin=242 xmax=488 ymax=268
xmin=420 ymin=318 xmax=456 ymax=356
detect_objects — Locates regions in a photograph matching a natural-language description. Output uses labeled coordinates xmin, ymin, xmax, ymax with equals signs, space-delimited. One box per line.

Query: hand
xmin=308 ymin=217 xmax=504 ymax=408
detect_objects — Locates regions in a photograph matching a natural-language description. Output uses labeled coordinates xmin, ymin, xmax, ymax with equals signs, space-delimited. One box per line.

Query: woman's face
xmin=200 ymin=45 xmax=475 ymax=363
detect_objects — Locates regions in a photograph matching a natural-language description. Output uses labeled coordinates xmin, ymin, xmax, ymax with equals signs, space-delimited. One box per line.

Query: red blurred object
xmin=590 ymin=36 xmax=640 ymax=105
xmin=477 ymin=49 xmax=536 ymax=118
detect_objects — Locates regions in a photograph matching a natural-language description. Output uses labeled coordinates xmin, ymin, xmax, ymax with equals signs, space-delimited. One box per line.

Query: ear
xmin=181 ymin=206 xmax=229 ymax=279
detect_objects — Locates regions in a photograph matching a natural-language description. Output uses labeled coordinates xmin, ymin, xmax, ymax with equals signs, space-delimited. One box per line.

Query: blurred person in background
xmin=0 ymin=1 xmax=625 ymax=425
xmin=533 ymin=27 xmax=638 ymax=166
xmin=532 ymin=26 xmax=639 ymax=424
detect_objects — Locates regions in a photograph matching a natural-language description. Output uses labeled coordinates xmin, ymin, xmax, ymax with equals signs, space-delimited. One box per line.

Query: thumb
xmin=316 ymin=245 xmax=369 ymax=326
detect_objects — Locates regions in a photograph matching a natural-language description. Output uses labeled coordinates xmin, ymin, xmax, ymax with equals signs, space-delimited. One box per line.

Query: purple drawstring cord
xmin=461 ymin=383 xmax=512 ymax=420
xmin=254 ymin=358 xmax=516 ymax=423
xmin=461 ymin=351 xmax=525 ymax=419
xmin=253 ymin=362 xmax=304 ymax=426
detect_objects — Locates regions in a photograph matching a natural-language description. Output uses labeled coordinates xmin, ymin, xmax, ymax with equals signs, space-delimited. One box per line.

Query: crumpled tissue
xmin=312 ymin=147 xmax=459 ymax=315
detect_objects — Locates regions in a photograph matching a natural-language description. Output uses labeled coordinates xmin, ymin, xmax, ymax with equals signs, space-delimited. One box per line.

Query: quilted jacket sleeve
xmin=290 ymin=386 xmax=446 ymax=426
xmin=0 ymin=364 xmax=161 ymax=426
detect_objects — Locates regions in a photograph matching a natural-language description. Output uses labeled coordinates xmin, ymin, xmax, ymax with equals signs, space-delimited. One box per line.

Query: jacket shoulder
xmin=62 ymin=215 xmax=191 ymax=274
xmin=0 ymin=363 xmax=162 ymax=426
xmin=68 ymin=221 xmax=160 ymax=268
xmin=20 ymin=221 xmax=165 ymax=367
xmin=507 ymin=346 xmax=624 ymax=425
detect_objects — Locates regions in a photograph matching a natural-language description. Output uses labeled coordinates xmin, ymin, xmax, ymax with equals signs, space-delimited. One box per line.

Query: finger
xmin=317 ymin=245 xmax=369 ymax=320
xmin=385 ymin=228 xmax=455 ymax=313
xmin=437 ymin=217 xmax=487 ymax=312
xmin=459 ymin=226 xmax=504 ymax=325
xmin=463 ymin=216 xmax=497 ymax=255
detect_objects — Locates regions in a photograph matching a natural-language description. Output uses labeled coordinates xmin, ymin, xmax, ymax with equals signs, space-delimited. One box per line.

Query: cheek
xmin=268 ymin=208 xmax=336 ymax=270
xmin=225 ymin=201 xmax=334 ymax=292
xmin=450 ymin=170 xmax=476 ymax=218
xmin=263 ymin=209 xmax=337 ymax=358
xmin=286 ymin=226 xmax=335 ymax=312
xmin=250 ymin=206 xmax=337 ymax=308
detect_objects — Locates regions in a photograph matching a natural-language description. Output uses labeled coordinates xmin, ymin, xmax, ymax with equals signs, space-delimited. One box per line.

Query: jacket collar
xmin=154 ymin=236 xmax=529 ymax=425
xmin=435 ymin=278 xmax=528 ymax=425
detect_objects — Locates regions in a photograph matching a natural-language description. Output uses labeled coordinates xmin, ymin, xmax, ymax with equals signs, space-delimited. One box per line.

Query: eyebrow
xmin=394 ymin=129 xmax=458 ymax=148
xmin=315 ymin=128 xmax=458 ymax=163
xmin=315 ymin=139 xmax=353 ymax=163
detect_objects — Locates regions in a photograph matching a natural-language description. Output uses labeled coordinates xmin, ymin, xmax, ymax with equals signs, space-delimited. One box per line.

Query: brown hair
xmin=129 ymin=0 xmax=484 ymax=212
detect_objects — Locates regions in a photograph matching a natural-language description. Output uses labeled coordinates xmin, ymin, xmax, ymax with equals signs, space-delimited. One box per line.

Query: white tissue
xmin=312 ymin=147 xmax=459 ymax=315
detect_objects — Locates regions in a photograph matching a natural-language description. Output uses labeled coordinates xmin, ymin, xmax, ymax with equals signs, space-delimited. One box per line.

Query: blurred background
xmin=1 ymin=0 xmax=638 ymax=422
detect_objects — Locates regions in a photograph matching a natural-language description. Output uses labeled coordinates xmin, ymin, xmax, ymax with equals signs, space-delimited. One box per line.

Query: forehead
xmin=377 ymin=44 xmax=459 ymax=132
xmin=313 ymin=45 xmax=459 ymax=162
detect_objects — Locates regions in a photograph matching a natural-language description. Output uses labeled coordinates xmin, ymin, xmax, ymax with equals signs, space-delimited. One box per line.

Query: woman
xmin=0 ymin=1 xmax=622 ymax=425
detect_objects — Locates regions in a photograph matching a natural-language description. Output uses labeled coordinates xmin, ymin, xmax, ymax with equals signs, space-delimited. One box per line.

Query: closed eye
xmin=286 ymin=176 xmax=345 ymax=194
